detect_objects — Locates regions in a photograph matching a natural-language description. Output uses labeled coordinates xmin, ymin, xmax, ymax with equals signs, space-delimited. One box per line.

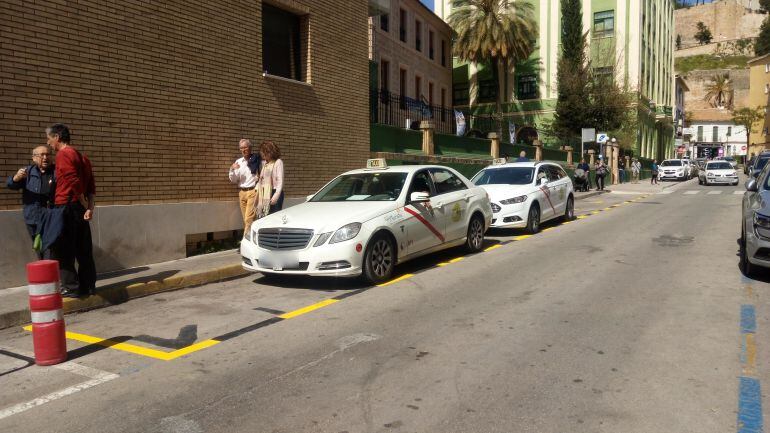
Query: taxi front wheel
xmin=363 ymin=234 xmax=395 ymax=284
xmin=465 ymin=215 xmax=485 ymax=253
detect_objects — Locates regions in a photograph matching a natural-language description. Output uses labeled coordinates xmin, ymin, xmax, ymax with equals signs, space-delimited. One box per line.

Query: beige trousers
xmin=239 ymin=189 xmax=257 ymax=232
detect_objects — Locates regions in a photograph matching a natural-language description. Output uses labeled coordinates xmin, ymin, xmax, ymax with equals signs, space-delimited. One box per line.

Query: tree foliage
xmin=756 ymin=18 xmax=770 ymax=56
xmin=759 ymin=0 xmax=770 ymax=13
xmin=732 ymin=106 xmax=765 ymax=150
xmin=448 ymin=0 xmax=538 ymax=118
xmin=695 ymin=22 xmax=713 ymax=45
xmin=703 ymin=73 xmax=732 ymax=109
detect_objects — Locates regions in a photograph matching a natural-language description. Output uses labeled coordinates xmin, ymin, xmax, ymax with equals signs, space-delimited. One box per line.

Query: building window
xmin=415 ymin=20 xmax=422 ymax=51
xmin=712 ymin=126 xmax=719 ymax=142
xmin=380 ymin=14 xmax=389 ymax=32
xmin=441 ymin=40 xmax=447 ymax=66
xmin=453 ymin=84 xmax=469 ymax=106
xmin=399 ymin=68 xmax=407 ymax=98
xmin=380 ymin=60 xmax=390 ymax=92
xmin=415 ymin=75 xmax=422 ymax=99
xmin=399 ymin=9 xmax=407 ymax=42
xmin=262 ymin=3 xmax=304 ymax=81
xmin=428 ymin=82 xmax=434 ymax=105
xmin=766 ymin=63 xmax=770 ymax=73
xmin=765 ymin=83 xmax=769 ymax=94
xmin=517 ymin=74 xmax=538 ymax=100
xmin=697 ymin=126 xmax=704 ymax=142
xmin=727 ymin=126 xmax=732 ymax=137
xmin=429 ymin=30 xmax=435 ymax=60
xmin=593 ymin=10 xmax=614 ymax=37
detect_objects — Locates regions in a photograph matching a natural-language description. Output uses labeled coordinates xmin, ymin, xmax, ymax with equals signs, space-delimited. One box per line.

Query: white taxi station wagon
xmin=471 ymin=160 xmax=575 ymax=233
xmin=240 ymin=159 xmax=493 ymax=284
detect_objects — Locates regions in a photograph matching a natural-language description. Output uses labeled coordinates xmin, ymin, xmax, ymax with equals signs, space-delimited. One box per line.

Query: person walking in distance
xmin=47 ymin=124 xmax=97 ymax=298
xmin=6 ymin=145 xmax=56 ymax=258
xmin=254 ymin=140 xmax=284 ymax=219
xmin=617 ymin=156 xmax=626 ymax=184
xmin=594 ymin=155 xmax=608 ymax=191
xmin=229 ymin=139 xmax=260 ymax=233
xmin=515 ymin=150 xmax=529 ymax=162
xmin=651 ymin=159 xmax=659 ymax=185
xmin=631 ymin=158 xmax=641 ymax=183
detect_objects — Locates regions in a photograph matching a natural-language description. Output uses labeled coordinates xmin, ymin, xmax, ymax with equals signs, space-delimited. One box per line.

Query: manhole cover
xmin=652 ymin=235 xmax=695 ymax=247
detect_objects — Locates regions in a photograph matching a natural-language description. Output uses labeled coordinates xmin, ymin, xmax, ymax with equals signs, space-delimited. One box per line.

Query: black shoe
xmin=61 ymin=289 xmax=82 ymax=298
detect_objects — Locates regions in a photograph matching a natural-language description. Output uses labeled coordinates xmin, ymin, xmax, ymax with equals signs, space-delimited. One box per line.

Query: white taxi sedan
xmin=240 ymin=160 xmax=493 ymax=284
xmin=698 ymin=160 xmax=739 ymax=186
xmin=471 ymin=160 xmax=575 ymax=233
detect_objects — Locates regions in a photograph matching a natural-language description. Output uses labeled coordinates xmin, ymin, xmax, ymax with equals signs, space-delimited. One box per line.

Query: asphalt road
xmin=1 ymin=178 xmax=766 ymax=433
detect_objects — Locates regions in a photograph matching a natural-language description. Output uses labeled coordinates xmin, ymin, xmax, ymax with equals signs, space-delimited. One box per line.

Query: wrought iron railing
xmin=369 ymin=90 xmax=456 ymax=134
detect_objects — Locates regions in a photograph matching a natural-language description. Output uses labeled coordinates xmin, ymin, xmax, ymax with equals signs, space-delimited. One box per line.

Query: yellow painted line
xmin=744 ymin=333 xmax=757 ymax=376
xmin=449 ymin=257 xmax=464 ymax=263
xmin=604 ymin=207 xmax=612 ymax=211
xmin=513 ymin=234 xmax=533 ymax=241
xmin=591 ymin=211 xmax=601 ymax=214
xmin=746 ymin=285 xmax=754 ymax=299
xmin=541 ymin=227 xmax=554 ymax=232
xmin=561 ymin=221 xmax=573 ymax=225
xmin=576 ymin=215 xmax=587 ymax=219
xmin=23 ymin=326 xmax=218 ymax=361
xmin=376 ymin=273 xmax=415 ymax=287
xmin=484 ymin=244 xmax=503 ymax=251
xmin=279 ymin=298 xmax=339 ymax=319
xmin=436 ymin=262 xmax=450 ymax=267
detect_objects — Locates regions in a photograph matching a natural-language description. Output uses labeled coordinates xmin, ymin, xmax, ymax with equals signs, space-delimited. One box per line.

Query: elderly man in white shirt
xmin=228 ymin=139 xmax=260 ymax=232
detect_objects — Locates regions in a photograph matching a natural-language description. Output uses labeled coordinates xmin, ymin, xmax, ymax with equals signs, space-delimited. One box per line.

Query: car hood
xmin=706 ymin=169 xmax=736 ymax=175
xmin=479 ymin=184 xmax=535 ymax=201
xmin=251 ymin=201 xmax=400 ymax=233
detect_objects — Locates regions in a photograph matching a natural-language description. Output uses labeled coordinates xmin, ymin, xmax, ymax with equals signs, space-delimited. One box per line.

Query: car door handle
xmin=434 ymin=201 xmax=444 ymax=209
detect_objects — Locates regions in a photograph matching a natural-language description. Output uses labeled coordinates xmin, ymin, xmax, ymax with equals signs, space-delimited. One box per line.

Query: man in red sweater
xmin=46 ymin=124 xmax=97 ymax=298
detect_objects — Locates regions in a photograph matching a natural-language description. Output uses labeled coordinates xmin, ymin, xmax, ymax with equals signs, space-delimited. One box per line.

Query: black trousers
xmin=52 ymin=203 xmax=96 ymax=293
xmin=596 ymin=174 xmax=605 ymax=190
xmin=269 ymin=190 xmax=284 ymax=214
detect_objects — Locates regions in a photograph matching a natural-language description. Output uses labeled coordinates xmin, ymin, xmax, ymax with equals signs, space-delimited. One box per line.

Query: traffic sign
xmin=742 ymin=145 xmax=747 ymax=151
xmin=581 ymin=128 xmax=596 ymax=143
xmin=597 ymin=133 xmax=609 ymax=143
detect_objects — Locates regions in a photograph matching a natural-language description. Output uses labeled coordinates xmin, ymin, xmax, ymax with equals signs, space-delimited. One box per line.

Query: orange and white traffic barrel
xmin=26 ymin=260 xmax=67 ymax=366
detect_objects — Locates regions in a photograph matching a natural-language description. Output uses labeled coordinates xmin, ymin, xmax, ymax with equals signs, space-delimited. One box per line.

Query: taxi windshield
xmin=707 ymin=162 xmax=732 ymax=170
xmin=472 ymin=167 xmax=534 ymax=185
xmin=310 ymin=172 xmax=408 ymax=202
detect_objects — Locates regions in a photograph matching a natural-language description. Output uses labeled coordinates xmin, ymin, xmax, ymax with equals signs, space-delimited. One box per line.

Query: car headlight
xmin=313 ymin=232 xmax=332 ymax=247
xmin=244 ymin=229 xmax=253 ymax=242
xmin=329 ymin=223 xmax=362 ymax=244
xmin=500 ymin=195 xmax=528 ymax=205
xmin=707 ymin=172 xmax=715 ymax=177
xmin=754 ymin=212 xmax=770 ymax=229
xmin=731 ymin=172 xmax=738 ymax=176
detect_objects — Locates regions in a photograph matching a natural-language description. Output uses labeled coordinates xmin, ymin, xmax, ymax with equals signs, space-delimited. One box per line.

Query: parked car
xmin=240 ymin=159 xmax=493 ymax=284
xmin=471 ymin=160 xmax=575 ymax=234
xmin=658 ymin=159 xmax=687 ymax=181
xmin=740 ymin=162 xmax=770 ymax=277
xmin=748 ymin=152 xmax=770 ymax=179
xmin=698 ymin=161 xmax=739 ymax=186
xmin=716 ymin=156 xmax=738 ymax=169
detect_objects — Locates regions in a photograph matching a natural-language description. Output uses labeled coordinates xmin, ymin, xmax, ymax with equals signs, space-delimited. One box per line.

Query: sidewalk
xmin=603 ymin=178 xmax=694 ymax=195
xmin=0 ymin=249 xmax=246 ymax=330
xmin=0 ymin=184 xmax=642 ymax=330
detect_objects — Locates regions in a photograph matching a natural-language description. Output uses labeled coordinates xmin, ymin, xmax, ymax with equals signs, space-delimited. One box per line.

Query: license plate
xmin=259 ymin=253 xmax=299 ymax=271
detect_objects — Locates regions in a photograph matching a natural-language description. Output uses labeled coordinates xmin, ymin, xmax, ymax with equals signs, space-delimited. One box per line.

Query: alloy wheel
xmin=468 ymin=217 xmax=484 ymax=251
xmin=370 ymin=239 xmax=393 ymax=278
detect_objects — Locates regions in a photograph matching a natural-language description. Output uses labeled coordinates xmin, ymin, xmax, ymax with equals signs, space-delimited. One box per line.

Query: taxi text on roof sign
xmin=366 ymin=158 xmax=389 ymax=170
xmin=491 ymin=158 xmax=507 ymax=166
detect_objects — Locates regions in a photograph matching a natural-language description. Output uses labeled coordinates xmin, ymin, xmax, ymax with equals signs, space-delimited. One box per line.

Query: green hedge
xmin=371 ymin=124 xmax=422 ymax=154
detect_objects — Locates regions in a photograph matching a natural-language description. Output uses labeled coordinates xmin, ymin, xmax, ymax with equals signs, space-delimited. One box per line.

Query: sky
xmin=421 ymin=0 xmax=434 ymax=10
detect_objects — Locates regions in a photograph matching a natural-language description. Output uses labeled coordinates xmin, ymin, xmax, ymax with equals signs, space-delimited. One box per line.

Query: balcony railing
xmin=370 ymin=90 xmax=455 ymax=134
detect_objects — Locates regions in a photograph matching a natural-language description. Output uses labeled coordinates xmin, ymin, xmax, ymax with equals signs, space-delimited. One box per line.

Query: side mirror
xmin=539 ymin=177 xmax=548 ymax=186
xmin=410 ymin=191 xmax=430 ymax=203
xmin=746 ymin=179 xmax=758 ymax=192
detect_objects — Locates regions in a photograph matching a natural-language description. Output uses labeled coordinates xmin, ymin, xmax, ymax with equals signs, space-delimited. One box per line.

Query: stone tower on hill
xmin=675 ymin=0 xmax=765 ymax=50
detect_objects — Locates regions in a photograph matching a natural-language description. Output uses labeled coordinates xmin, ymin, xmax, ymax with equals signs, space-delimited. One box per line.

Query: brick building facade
xmin=0 ymin=0 xmax=371 ymax=287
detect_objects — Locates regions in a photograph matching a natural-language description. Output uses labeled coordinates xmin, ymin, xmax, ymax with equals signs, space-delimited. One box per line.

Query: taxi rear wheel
xmin=562 ymin=196 xmax=575 ymax=221
xmin=363 ymin=234 xmax=395 ymax=284
xmin=525 ymin=204 xmax=540 ymax=234
xmin=465 ymin=215 xmax=485 ymax=253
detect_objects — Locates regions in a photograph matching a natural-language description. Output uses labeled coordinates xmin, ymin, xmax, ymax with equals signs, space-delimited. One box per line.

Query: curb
xmin=0 ymin=263 xmax=249 ymax=330
xmin=575 ymin=190 xmax=607 ymax=201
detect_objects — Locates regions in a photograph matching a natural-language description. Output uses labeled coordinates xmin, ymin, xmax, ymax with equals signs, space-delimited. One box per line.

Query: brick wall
xmin=0 ymin=0 xmax=370 ymax=209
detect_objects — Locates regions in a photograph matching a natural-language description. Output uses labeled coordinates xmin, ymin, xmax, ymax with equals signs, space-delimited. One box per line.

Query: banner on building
xmin=455 ymin=110 xmax=466 ymax=137
xmin=508 ymin=120 xmax=516 ymax=144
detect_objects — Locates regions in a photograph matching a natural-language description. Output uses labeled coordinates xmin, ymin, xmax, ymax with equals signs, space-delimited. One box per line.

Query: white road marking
xmin=657 ymin=191 xmax=674 ymax=194
xmin=608 ymin=191 xmax=639 ymax=195
xmin=683 ymin=191 xmax=700 ymax=195
xmin=735 ymin=190 xmax=745 ymax=195
xmin=0 ymin=346 xmax=119 ymax=420
xmin=707 ymin=191 xmax=723 ymax=195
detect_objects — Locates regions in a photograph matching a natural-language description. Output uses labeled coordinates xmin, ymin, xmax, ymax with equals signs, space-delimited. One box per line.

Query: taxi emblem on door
xmin=452 ymin=203 xmax=462 ymax=222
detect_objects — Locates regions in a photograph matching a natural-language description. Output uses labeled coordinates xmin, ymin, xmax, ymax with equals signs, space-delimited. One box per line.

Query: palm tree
xmin=448 ymin=0 xmax=538 ymax=122
xmin=703 ymin=73 xmax=732 ymax=109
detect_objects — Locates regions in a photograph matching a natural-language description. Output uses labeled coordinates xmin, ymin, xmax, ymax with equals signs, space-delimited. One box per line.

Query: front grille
xmin=491 ymin=203 xmax=501 ymax=213
xmin=258 ymin=228 xmax=314 ymax=250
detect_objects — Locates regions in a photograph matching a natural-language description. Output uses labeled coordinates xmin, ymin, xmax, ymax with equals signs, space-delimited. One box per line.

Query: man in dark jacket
xmin=6 ymin=145 xmax=56 ymax=257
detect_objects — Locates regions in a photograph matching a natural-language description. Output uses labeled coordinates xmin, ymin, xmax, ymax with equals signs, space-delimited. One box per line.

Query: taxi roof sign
xmin=491 ymin=157 xmax=508 ymax=165
xmin=366 ymin=158 xmax=389 ymax=170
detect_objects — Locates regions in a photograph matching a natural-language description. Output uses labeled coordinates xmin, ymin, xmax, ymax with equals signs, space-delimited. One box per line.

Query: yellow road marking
xmin=561 ymin=221 xmax=573 ymax=225
xmin=279 ymin=299 xmax=339 ymax=319
xmin=541 ymin=227 xmax=554 ymax=232
xmin=484 ymin=244 xmax=503 ymax=251
xmin=513 ymin=234 xmax=532 ymax=241
xmin=437 ymin=262 xmax=450 ymax=267
xmin=376 ymin=273 xmax=415 ymax=287
xmin=576 ymin=215 xmax=587 ymax=219
xmin=604 ymin=207 xmax=612 ymax=211
xmin=22 ymin=326 xmax=218 ymax=361
xmin=591 ymin=211 xmax=601 ymax=214
xmin=746 ymin=285 xmax=754 ymax=299
xmin=744 ymin=333 xmax=757 ymax=376
xmin=449 ymin=257 xmax=464 ymax=263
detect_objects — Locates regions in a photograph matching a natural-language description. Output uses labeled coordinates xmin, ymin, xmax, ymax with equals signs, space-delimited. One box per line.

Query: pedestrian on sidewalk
xmin=594 ymin=155 xmax=608 ymax=191
xmin=254 ymin=140 xmax=284 ymax=219
xmin=651 ymin=159 xmax=659 ymax=185
xmin=515 ymin=150 xmax=529 ymax=162
xmin=6 ymin=145 xmax=56 ymax=258
xmin=47 ymin=124 xmax=97 ymax=298
xmin=229 ymin=139 xmax=261 ymax=233
xmin=618 ymin=157 xmax=626 ymax=184
xmin=631 ymin=158 xmax=641 ymax=183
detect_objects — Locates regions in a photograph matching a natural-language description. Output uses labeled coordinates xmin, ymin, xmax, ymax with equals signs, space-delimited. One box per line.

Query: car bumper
xmin=659 ymin=173 xmax=685 ymax=180
xmin=490 ymin=203 xmax=528 ymax=228
xmin=705 ymin=177 xmax=738 ymax=184
xmin=746 ymin=228 xmax=770 ymax=267
xmin=240 ymin=237 xmax=364 ymax=277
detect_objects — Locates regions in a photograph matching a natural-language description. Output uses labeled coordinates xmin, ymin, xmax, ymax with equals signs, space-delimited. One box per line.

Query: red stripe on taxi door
xmin=403 ymin=206 xmax=445 ymax=242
